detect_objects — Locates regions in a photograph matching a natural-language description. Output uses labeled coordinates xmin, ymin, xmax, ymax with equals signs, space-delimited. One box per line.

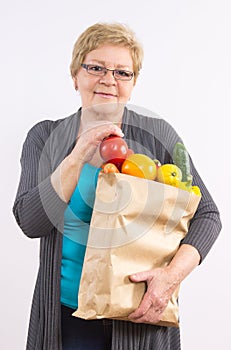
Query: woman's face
xmin=73 ymin=45 xmax=135 ymax=113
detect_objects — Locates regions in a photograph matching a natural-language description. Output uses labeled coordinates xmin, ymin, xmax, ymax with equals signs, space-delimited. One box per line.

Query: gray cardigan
xmin=13 ymin=107 xmax=222 ymax=350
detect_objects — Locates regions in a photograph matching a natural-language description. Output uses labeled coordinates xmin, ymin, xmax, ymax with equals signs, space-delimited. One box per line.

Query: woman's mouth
xmin=94 ymin=92 xmax=117 ymax=99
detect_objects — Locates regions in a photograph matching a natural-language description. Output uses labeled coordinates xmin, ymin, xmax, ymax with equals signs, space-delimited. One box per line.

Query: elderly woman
xmin=13 ymin=23 xmax=221 ymax=350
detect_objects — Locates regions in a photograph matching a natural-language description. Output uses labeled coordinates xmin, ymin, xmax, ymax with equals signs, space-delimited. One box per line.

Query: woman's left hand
xmin=128 ymin=267 xmax=179 ymax=324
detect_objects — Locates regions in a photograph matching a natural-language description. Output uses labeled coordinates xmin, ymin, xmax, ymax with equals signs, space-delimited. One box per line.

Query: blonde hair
xmin=70 ymin=22 xmax=143 ymax=82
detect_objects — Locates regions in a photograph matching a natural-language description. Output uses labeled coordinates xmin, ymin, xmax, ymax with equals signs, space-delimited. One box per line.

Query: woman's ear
xmin=72 ymin=76 xmax=78 ymax=91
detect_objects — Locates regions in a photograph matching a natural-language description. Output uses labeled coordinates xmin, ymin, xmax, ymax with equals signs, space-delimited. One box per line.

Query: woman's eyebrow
xmin=88 ymin=59 xmax=131 ymax=69
xmin=87 ymin=59 xmax=106 ymax=65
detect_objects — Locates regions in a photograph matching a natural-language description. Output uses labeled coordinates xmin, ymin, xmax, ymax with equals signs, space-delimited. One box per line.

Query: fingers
xmin=128 ymin=293 xmax=164 ymax=324
xmin=72 ymin=122 xmax=124 ymax=165
xmin=79 ymin=122 xmax=124 ymax=140
xmin=129 ymin=270 xmax=152 ymax=283
xmin=94 ymin=126 xmax=123 ymax=143
xmin=129 ymin=309 xmax=163 ymax=324
xmin=128 ymin=269 xmax=170 ymax=324
xmin=128 ymin=293 xmax=152 ymax=319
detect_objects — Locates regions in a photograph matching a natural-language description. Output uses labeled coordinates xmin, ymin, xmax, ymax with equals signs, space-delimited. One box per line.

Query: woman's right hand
xmin=51 ymin=122 xmax=124 ymax=203
xmin=70 ymin=122 xmax=124 ymax=166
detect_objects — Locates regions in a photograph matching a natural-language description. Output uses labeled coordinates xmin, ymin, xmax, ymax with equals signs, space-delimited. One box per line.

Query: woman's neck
xmin=78 ymin=104 xmax=124 ymax=135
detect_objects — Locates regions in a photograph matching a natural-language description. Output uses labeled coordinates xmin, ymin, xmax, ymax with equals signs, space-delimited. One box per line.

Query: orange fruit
xmin=156 ymin=164 xmax=182 ymax=187
xmin=121 ymin=154 xmax=157 ymax=180
xmin=101 ymin=163 xmax=120 ymax=174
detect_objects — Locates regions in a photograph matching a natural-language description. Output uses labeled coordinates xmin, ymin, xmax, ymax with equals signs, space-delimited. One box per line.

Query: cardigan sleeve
xmin=180 ymin=156 xmax=222 ymax=261
xmin=12 ymin=121 xmax=67 ymax=238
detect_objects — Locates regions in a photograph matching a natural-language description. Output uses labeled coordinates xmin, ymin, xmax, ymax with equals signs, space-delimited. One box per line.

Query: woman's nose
xmin=99 ymin=70 xmax=116 ymax=85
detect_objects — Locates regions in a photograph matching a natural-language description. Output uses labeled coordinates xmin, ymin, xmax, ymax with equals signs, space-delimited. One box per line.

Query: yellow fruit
xmin=191 ymin=186 xmax=201 ymax=196
xmin=178 ymin=182 xmax=201 ymax=196
xmin=156 ymin=164 xmax=182 ymax=187
xmin=178 ymin=181 xmax=192 ymax=192
xmin=121 ymin=154 xmax=157 ymax=180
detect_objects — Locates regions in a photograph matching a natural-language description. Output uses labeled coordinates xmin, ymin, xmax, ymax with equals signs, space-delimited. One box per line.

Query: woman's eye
xmin=117 ymin=70 xmax=130 ymax=77
xmin=89 ymin=65 xmax=103 ymax=72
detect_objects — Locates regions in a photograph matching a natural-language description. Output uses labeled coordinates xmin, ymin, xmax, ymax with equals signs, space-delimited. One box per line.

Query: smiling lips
xmin=94 ymin=91 xmax=117 ymax=99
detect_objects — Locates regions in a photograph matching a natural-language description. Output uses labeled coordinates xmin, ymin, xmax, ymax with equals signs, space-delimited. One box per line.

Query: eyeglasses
xmin=81 ymin=64 xmax=134 ymax=81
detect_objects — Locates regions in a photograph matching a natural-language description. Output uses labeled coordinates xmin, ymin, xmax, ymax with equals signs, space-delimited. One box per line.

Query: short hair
xmin=70 ymin=22 xmax=143 ymax=82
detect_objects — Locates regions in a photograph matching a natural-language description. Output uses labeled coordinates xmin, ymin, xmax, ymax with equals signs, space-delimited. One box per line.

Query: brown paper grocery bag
xmin=73 ymin=172 xmax=201 ymax=327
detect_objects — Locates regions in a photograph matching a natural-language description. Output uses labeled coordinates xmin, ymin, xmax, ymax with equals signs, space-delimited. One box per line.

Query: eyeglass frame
xmin=81 ymin=63 xmax=134 ymax=81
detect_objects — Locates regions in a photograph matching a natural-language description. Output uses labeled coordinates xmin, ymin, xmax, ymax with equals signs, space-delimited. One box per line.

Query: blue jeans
xmin=61 ymin=305 xmax=112 ymax=350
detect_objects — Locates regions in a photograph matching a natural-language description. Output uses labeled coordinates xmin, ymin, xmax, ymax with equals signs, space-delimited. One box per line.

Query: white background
xmin=1 ymin=0 xmax=230 ymax=349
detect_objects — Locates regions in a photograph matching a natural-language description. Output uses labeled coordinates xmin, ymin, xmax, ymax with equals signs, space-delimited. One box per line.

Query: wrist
xmin=166 ymin=244 xmax=200 ymax=284
xmin=66 ymin=151 xmax=85 ymax=169
xmin=165 ymin=265 xmax=183 ymax=286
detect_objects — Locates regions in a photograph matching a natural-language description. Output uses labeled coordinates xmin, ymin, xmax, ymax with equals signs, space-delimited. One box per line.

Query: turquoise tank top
xmin=60 ymin=163 xmax=100 ymax=309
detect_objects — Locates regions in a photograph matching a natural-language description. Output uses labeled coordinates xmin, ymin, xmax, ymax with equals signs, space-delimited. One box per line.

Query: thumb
xmin=129 ymin=270 xmax=150 ymax=283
